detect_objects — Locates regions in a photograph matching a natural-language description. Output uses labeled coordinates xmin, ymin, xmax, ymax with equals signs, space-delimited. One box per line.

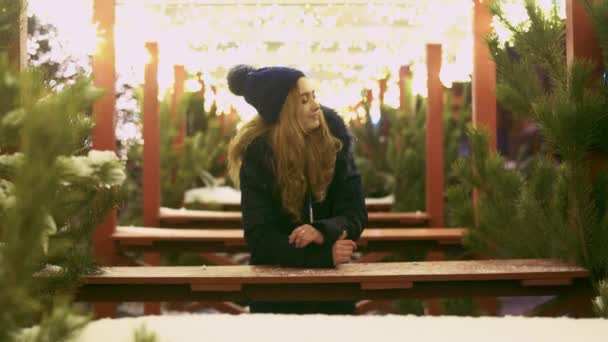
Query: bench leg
xmin=191 ymin=301 xmax=247 ymax=314
xmin=425 ymin=250 xmax=444 ymax=315
xmin=115 ymin=251 xmax=149 ymax=266
xmin=475 ymin=297 xmax=499 ymax=316
xmin=166 ymin=301 xmax=247 ymax=314
xmin=94 ymin=303 xmax=117 ymax=318
xmin=143 ymin=252 xmax=162 ymax=315
xmin=355 ymin=252 xmax=392 ymax=263
xmin=356 ymin=300 xmax=398 ymax=315
xmin=528 ymin=285 xmax=594 ymax=318
xmin=199 ymin=253 xmax=239 ymax=266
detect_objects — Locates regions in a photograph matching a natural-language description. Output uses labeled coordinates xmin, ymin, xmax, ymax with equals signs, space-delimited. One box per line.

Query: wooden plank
xmin=112 ymin=227 xmax=465 ymax=254
xmin=368 ymin=212 xmax=428 ymax=225
xmin=75 ymin=260 xmax=593 ymax=317
xmin=112 ymin=226 xmax=465 ymax=258
xmin=75 ymin=277 xmax=593 ymax=306
xmin=113 ymin=227 xmax=464 ymax=243
xmin=159 ymin=208 xmax=429 ymax=228
xmin=189 ymin=199 xmax=393 ymax=212
xmin=79 ymin=259 xmax=589 ymax=285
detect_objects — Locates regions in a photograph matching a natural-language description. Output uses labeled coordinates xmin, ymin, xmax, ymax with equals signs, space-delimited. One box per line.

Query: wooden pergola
xmin=76 ymin=0 xmax=603 ymax=317
xmin=85 ymin=0 xmax=602 ymax=317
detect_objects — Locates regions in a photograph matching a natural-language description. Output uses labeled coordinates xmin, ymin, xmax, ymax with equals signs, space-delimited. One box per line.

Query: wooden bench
xmin=113 ymin=226 xmax=465 ymax=255
xmin=75 ymin=259 xmax=593 ymax=317
xmin=159 ymin=207 xmax=429 ymax=229
xmin=200 ymin=201 xmax=393 ymax=212
xmin=112 ymin=226 xmax=466 ymax=312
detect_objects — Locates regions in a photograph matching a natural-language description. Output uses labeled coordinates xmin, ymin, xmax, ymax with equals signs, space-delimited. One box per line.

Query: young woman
xmin=227 ymin=65 xmax=368 ymax=314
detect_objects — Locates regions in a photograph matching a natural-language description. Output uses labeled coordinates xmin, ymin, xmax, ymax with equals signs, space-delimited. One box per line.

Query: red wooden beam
xmin=425 ymin=44 xmax=444 ymax=228
xmin=566 ymin=0 xmax=603 ymax=78
xmin=472 ymin=0 xmax=497 ymax=150
xmin=399 ymin=65 xmax=412 ymax=113
xmin=142 ymin=42 xmax=161 ymax=315
xmin=91 ymin=0 xmax=117 ymax=269
xmin=171 ymin=65 xmax=186 ymax=150
xmin=6 ymin=0 xmax=27 ymax=70
xmin=91 ymin=0 xmax=117 ymax=319
xmin=425 ymin=44 xmax=445 ymax=315
xmin=378 ymin=78 xmax=387 ymax=107
xmin=143 ymin=41 xmax=160 ymax=228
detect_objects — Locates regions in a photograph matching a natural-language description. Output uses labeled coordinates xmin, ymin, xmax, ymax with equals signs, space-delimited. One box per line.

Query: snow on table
xmin=184 ymin=186 xmax=394 ymax=206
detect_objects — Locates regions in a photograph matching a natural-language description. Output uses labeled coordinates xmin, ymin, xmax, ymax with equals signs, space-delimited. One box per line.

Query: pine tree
xmin=0 ymin=3 xmax=127 ymax=336
xmin=448 ymin=0 xmax=608 ymax=316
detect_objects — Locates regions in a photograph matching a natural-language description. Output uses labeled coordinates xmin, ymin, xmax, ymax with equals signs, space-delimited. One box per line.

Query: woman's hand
xmin=332 ymin=231 xmax=357 ymax=265
xmin=288 ymin=224 xmax=324 ymax=248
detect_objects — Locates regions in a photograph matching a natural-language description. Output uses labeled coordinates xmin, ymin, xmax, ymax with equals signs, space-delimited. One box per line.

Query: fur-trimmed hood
xmin=321 ymin=105 xmax=353 ymax=153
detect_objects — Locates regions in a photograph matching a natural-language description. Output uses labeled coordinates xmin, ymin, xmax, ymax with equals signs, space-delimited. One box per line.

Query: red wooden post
xmin=472 ymin=0 xmax=497 ymax=150
xmin=91 ymin=0 xmax=117 ymax=318
xmin=472 ymin=0 xmax=498 ymax=223
xmin=365 ymin=88 xmax=373 ymax=107
xmin=472 ymin=0 xmax=499 ymax=316
xmin=143 ymin=41 xmax=160 ymax=229
xmin=450 ymin=82 xmax=465 ymax=120
xmin=424 ymin=44 xmax=445 ymax=316
xmin=5 ymin=0 xmax=27 ymax=70
xmin=425 ymin=44 xmax=444 ymax=228
xmin=378 ymin=78 xmax=387 ymax=107
xmin=171 ymin=65 xmax=186 ymax=150
xmin=399 ymin=65 xmax=412 ymax=113
xmin=142 ymin=41 xmax=161 ymax=315
xmin=566 ymin=0 xmax=603 ymax=78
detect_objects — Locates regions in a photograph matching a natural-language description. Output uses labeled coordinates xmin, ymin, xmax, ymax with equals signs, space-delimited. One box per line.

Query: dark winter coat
xmin=240 ymin=106 xmax=368 ymax=269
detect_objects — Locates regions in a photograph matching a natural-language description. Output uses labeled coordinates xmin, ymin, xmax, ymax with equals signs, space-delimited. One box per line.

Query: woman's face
xmin=296 ymin=77 xmax=321 ymax=133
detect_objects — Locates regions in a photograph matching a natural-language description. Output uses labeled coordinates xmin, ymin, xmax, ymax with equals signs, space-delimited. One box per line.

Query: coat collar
xmin=321 ymin=105 xmax=352 ymax=153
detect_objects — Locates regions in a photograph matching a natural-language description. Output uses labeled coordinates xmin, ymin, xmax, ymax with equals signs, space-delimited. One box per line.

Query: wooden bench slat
xmin=158 ymin=208 xmax=429 ymax=228
xmin=111 ymin=227 xmax=465 ymax=255
xmin=113 ymin=227 xmax=465 ymax=244
xmin=80 ymin=259 xmax=589 ymax=285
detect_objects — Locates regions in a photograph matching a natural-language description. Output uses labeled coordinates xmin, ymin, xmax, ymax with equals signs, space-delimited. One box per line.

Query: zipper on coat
xmin=307 ymin=191 xmax=314 ymax=224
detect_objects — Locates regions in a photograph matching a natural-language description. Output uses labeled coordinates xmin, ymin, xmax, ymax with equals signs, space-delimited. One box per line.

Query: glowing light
xmin=29 ymin=0 xmax=565 ymax=122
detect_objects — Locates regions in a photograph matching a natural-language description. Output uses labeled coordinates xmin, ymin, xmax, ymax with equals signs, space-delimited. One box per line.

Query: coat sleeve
xmin=311 ymin=146 xmax=368 ymax=246
xmin=240 ymin=140 xmax=334 ymax=268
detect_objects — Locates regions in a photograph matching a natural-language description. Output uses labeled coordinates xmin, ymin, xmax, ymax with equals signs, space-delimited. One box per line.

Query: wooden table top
xmin=81 ymin=259 xmax=589 ymax=285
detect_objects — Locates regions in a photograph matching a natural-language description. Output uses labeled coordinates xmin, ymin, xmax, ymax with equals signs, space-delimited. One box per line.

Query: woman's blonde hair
xmin=227 ymin=84 xmax=342 ymax=221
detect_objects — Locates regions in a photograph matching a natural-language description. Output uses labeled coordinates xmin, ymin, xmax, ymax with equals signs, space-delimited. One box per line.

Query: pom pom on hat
xmin=227 ymin=64 xmax=255 ymax=96
xmin=226 ymin=64 xmax=305 ymax=124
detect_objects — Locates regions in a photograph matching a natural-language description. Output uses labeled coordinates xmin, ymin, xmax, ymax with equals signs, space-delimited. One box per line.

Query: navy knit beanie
xmin=227 ymin=64 xmax=305 ymax=124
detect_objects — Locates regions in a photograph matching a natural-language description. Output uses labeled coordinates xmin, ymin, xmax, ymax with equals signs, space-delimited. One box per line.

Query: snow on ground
xmin=78 ymin=313 xmax=606 ymax=342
